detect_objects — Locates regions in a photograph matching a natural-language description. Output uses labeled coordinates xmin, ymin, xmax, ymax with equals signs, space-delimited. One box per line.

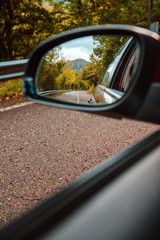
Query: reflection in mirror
xmin=36 ymin=34 xmax=140 ymax=105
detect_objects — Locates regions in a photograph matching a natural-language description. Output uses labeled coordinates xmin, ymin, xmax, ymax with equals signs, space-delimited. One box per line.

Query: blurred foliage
xmin=0 ymin=78 xmax=22 ymax=97
xmin=0 ymin=0 xmax=63 ymax=61
xmin=0 ymin=0 xmax=160 ymax=61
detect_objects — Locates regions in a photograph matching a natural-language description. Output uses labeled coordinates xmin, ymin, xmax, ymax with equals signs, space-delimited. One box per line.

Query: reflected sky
xmin=59 ymin=36 xmax=94 ymax=61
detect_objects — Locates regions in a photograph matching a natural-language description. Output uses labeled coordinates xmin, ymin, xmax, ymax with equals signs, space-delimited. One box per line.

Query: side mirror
xmin=23 ymin=25 xmax=160 ymax=123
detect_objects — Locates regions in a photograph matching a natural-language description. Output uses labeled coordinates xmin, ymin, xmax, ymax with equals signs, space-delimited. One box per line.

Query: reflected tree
xmin=37 ymin=47 xmax=66 ymax=91
xmin=93 ymin=35 xmax=130 ymax=67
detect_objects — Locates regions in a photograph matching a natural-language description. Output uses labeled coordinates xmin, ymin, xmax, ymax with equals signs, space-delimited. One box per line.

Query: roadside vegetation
xmin=0 ymin=79 xmax=22 ymax=99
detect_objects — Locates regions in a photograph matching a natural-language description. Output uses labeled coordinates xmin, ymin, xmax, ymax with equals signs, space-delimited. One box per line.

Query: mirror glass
xmin=36 ymin=34 xmax=140 ymax=105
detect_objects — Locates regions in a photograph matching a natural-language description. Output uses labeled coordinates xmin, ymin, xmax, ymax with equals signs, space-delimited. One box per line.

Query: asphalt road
xmin=51 ymin=90 xmax=93 ymax=104
xmin=0 ymin=100 xmax=159 ymax=229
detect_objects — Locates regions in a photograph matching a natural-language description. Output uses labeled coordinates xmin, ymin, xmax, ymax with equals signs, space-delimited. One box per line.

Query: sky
xmin=58 ymin=36 xmax=94 ymax=61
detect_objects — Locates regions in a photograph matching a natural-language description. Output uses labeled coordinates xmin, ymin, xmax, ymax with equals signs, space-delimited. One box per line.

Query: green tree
xmin=81 ymin=54 xmax=104 ymax=88
xmin=37 ymin=48 xmax=66 ymax=91
xmin=93 ymin=35 xmax=130 ymax=67
xmin=0 ymin=0 xmax=61 ymax=61
xmin=56 ymin=67 xmax=76 ymax=90
xmin=1 ymin=0 xmax=160 ymax=61
xmin=57 ymin=0 xmax=160 ymax=31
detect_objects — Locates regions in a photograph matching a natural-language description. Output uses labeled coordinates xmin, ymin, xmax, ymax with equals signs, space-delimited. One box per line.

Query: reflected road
xmin=55 ymin=91 xmax=94 ymax=104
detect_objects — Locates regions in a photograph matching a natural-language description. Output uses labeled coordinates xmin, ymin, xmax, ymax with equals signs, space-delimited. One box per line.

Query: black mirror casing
xmin=23 ymin=25 xmax=160 ymax=123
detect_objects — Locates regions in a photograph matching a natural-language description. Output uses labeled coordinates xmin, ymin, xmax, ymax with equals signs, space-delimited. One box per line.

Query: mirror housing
xmin=23 ymin=25 xmax=160 ymax=123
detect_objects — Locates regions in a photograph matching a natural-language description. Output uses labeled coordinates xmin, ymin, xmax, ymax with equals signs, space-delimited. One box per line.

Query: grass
xmin=0 ymin=78 xmax=22 ymax=98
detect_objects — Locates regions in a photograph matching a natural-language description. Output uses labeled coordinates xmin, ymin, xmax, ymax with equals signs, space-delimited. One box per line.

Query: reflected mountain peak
xmin=69 ymin=58 xmax=89 ymax=74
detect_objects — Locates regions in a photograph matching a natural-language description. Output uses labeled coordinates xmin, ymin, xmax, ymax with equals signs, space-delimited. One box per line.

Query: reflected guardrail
xmin=39 ymin=89 xmax=83 ymax=96
xmin=0 ymin=59 xmax=28 ymax=82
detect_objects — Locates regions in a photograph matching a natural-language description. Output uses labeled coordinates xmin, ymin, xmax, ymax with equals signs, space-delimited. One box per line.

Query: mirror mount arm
xmin=23 ymin=77 xmax=36 ymax=98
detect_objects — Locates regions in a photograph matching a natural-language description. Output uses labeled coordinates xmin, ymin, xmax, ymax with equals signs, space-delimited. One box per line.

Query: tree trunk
xmin=148 ymin=0 xmax=152 ymax=29
xmin=0 ymin=0 xmax=13 ymax=60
